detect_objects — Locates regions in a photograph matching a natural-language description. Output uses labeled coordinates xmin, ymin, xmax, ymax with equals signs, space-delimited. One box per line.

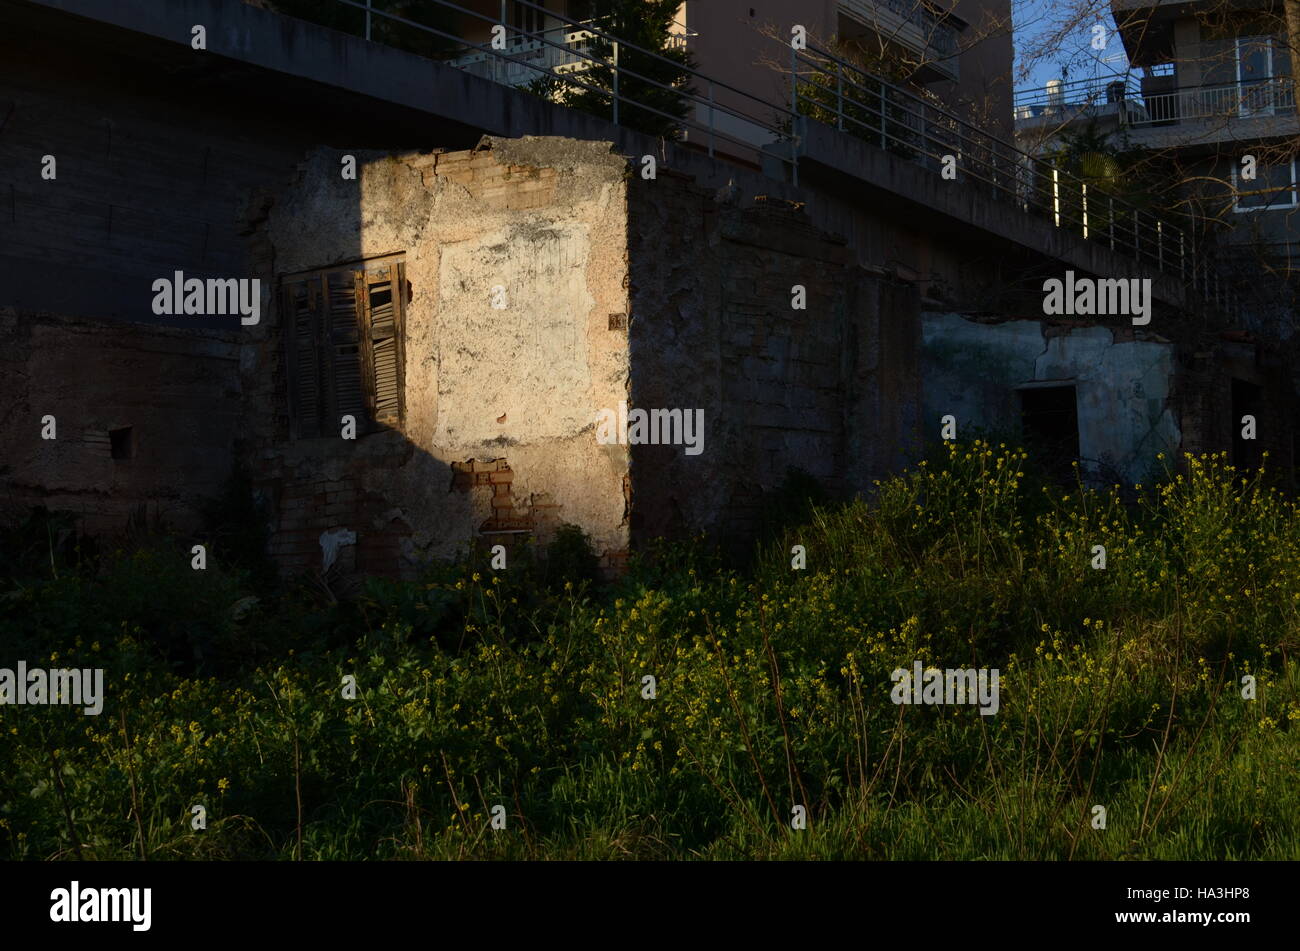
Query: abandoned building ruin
xmin=1 ymin=0 xmax=1295 ymax=580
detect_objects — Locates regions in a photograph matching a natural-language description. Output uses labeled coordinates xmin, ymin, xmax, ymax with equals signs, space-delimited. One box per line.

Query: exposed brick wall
xmin=262 ymin=471 xmax=413 ymax=578
xmin=411 ymin=150 xmax=560 ymax=210
xmin=0 ymin=308 xmax=241 ymax=536
xmin=449 ymin=458 xmax=570 ymax=540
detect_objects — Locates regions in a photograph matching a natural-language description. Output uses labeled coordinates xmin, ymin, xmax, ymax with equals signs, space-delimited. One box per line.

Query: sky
xmin=1012 ymin=0 xmax=1133 ymax=96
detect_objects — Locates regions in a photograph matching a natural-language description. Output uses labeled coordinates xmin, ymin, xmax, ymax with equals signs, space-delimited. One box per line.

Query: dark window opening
xmin=109 ymin=427 xmax=133 ymax=460
xmin=1232 ymin=378 xmax=1264 ymax=470
xmin=1018 ymin=385 xmax=1079 ymax=479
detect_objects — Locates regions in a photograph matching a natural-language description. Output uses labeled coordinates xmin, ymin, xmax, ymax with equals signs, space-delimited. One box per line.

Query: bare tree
xmin=1017 ymin=0 xmax=1300 ymax=320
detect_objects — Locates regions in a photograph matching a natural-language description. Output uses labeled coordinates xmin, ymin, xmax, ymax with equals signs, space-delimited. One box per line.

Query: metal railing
xmin=1013 ymin=74 xmax=1141 ymax=111
xmin=331 ymin=0 xmax=794 ymax=164
xmin=447 ymin=20 xmax=600 ymax=86
xmin=1014 ymin=74 xmax=1298 ymax=128
xmin=446 ymin=17 xmax=690 ymax=87
xmin=307 ymin=0 xmax=1240 ymax=316
xmin=1128 ymin=78 xmax=1297 ymax=126
xmin=793 ymin=43 xmax=1240 ymax=314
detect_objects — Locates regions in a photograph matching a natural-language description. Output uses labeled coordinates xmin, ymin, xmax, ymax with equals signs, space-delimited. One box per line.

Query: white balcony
xmin=1128 ymin=78 xmax=1296 ymax=126
xmin=1014 ymin=75 xmax=1300 ymax=150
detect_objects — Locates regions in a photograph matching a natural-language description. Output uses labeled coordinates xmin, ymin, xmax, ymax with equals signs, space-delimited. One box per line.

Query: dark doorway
xmin=1231 ymin=379 xmax=1264 ymax=470
xmin=1018 ymin=384 xmax=1079 ymax=479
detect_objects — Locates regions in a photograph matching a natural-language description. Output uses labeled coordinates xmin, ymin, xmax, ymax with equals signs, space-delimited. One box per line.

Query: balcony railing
xmin=307 ymin=0 xmax=1242 ymax=317
xmin=1013 ymin=75 xmax=1141 ymax=114
xmin=1014 ymin=75 xmax=1297 ymax=127
xmin=1128 ymin=78 xmax=1296 ymax=125
xmin=796 ymin=45 xmax=1239 ymax=314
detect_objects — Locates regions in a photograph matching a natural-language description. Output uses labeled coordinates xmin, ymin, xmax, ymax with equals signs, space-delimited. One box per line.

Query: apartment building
xmin=1015 ymin=0 xmax=1300 ymax=273
xmin=442 ymin=1 xmax=1012 ymax=154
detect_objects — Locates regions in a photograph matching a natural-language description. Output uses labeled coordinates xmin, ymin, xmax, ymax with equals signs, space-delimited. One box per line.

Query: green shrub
xmin=2 ymin=445 xmax=1296 ymax=860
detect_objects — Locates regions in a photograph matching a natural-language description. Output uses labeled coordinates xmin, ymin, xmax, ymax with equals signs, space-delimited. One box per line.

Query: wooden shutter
xmin=283 ymin=278 xmax=322 ymax=438
xmin=325 ymin=268 xmax=366 ymax=428
xmin=283 ymin=258 xmax=403 ymax=439
xmin=360 ymin=262 xmax=405 ymax=428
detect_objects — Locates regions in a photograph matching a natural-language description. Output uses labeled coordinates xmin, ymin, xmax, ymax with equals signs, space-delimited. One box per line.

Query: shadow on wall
xmin=1 ymin=134 xmax=929 ymax=582
xmin=0 ymin=310 xmax=243 ymax=538
xmin=623 ymin=171 xmax=924 ymax=558
xmin=239 ymin=141 xmax=634 ymax=581
xmin=239 ymin=162 xmax=451 ymax=583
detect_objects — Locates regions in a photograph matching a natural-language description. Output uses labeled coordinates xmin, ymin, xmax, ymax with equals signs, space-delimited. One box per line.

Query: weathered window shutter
xmin=360 ymin=262 xmax=405 ymax=428
xmin=283 ymin=278 xmax=322 ymax=438
xmin=326 ymin=268 xmax=366 ymax=428
xmin=283 ymin=256 xmax=404 ymax=439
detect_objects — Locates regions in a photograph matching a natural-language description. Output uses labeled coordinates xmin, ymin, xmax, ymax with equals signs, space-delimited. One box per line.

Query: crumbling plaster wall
xmin=922 ymin=313 xmax=1181 ymax=482
xmin=241 ymin=137 xmax=631 ymax=576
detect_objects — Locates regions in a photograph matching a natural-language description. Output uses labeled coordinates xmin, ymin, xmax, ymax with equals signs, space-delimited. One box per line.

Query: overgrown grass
xmin=1 ymin=444 xmax=1297 ymax=860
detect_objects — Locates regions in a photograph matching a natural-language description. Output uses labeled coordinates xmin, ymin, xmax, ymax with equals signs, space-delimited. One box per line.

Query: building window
xmin=1236 ymin=37 xmax=1276 ymax=84
xmin=511 ymin=0 xmax=546 ymax=39
xmin=1235 ymin=36 xmax=1293 ymax=117
xmin=281 ymin=255 xmax=406 ymax=439
xmin=109 ymin=427 xmax=133 ymax=460
xmin=1233 ymin=159 xmax=1298 ymax=212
